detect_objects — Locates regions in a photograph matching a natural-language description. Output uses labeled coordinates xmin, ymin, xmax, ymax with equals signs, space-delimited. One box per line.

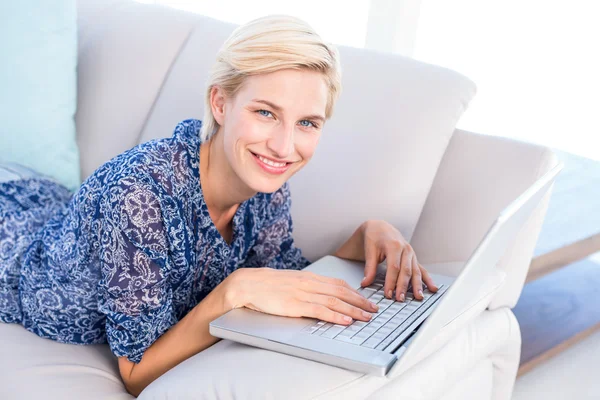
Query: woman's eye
xmin=299 ymin=120 xmax=317 ymax=129
xmin=257 ymin=109 xmax=272 ymax=118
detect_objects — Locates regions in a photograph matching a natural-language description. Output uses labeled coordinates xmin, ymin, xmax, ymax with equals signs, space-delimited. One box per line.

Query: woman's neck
xmin=199 ymin=130 xmax=256 ymax=223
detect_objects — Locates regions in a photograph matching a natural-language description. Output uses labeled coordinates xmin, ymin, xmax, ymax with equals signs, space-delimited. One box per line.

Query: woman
xmin=0 ymin=15 xmax=438 ymax=396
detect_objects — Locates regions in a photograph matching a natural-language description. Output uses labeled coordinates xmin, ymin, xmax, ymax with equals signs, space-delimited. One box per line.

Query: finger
xmin=395 ymin=250 xmax=413 ymax=302
xmin=303 ymin=271 xmax=361 ymax=295
xmin=384 ymin=246 xmax=402 ymax=299
xmin=309 ymin=293 xmax=375 ymax=322
xmin=362 ymin=243 xmax=379 ymax=288
xmin=419 ymin=264 xmax=438 ymax=292
xmin=298 ymin=275 xmax=378 ymax=313
xmin=411 ymin=255 xmax=424 ymax=300
xmin=302 ymin=302 xmax=356 ymax=325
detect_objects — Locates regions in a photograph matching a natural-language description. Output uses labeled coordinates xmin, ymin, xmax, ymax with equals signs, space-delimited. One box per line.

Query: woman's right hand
xmin=224 ymin=267 xmax=380 ymax=325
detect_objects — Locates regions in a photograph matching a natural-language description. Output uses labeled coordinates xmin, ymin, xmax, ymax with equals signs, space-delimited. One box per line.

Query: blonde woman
xmin=0 ymin=15 xmax=438 ymax=396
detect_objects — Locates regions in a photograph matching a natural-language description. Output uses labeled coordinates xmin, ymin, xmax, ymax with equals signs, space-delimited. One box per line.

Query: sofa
xmin=0 ymin=0 xmax=559 ymax=398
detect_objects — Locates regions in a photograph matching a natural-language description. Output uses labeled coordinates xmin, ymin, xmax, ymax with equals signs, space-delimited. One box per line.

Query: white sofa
xmin=0 ymin=0 xmax=558 ymax=399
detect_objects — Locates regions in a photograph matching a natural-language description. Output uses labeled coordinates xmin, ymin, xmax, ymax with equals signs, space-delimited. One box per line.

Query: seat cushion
xmin=0 ymin=323 xmax=132 ymax=400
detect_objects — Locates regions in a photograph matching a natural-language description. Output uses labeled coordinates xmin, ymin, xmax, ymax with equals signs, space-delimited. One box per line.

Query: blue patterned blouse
xmin=0 ymin=119 xmax=311 ymax=363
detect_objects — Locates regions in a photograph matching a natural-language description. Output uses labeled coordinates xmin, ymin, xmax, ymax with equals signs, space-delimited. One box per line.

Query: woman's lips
xmin=250 ymin=151 xmax=292 ymax=175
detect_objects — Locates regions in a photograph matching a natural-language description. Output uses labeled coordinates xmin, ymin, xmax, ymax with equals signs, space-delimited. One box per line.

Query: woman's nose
xmin=267 ymin=125 xmax=295 ymax=159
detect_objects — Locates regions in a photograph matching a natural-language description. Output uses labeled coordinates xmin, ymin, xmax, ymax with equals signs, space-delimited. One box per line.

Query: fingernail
xmin=370 ymin=302 xmax=379 ymax=310
xmin=361 ymin=277 xmax=367 ymax=284
xmin=344 ymin=316 xmax=352 ymax=322
xmin=387 ymin=289 xmax=393 ymax=298
xmin=399 ymin=293 xmax=405 ymax=302
xmin=362 ymin=311 xmax=372 ymax=319
xmin=418 ymin=290 xmax=423 ymax=298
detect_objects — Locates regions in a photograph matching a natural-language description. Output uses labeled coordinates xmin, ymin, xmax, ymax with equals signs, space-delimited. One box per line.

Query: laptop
xmin=209 ymin=162 xmax=563 ymax=376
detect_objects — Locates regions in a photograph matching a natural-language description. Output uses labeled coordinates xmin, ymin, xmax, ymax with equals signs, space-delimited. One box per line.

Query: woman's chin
xmin=242 ymin=171 xmax=287 ymax=194
xmin=248 ymin=179 xmax=285 ymax=194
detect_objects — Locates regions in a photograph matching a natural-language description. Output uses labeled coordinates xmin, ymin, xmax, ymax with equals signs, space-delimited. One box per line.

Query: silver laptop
xmin=209 ymin=163 xmax=563 ymax=376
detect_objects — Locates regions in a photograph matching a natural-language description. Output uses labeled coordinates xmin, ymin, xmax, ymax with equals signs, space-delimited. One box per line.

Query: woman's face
xmin=214 ymin=68 xmax=328 ymax=194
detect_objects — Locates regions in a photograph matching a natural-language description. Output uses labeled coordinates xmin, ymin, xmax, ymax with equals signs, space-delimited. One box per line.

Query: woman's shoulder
xmin=172 ymin=118 xmax=203 ymax=144
xmin=83 ymin=119 xmax=204 ymax=196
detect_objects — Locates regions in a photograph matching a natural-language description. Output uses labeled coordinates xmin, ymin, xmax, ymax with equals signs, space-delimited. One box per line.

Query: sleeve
xmin=96 ymin=179 xmax=177 ymax=364
xmin=243 ymin=183 xmax=312 ymax=271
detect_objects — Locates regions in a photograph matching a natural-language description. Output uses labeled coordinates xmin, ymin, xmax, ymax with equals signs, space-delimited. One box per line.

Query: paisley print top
xmin=0 ymin=119 xmax=311 ymax=363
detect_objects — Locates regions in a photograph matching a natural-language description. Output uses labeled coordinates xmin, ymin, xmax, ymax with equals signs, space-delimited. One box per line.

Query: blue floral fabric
xmin=0 ymin=119 xmax=311 ymax=363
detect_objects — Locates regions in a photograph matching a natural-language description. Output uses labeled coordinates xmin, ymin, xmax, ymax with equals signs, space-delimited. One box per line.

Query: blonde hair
xmin=200 ymin=14 xmax=342 ymax=142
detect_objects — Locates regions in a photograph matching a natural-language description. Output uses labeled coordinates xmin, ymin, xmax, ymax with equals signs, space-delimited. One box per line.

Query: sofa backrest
xmin=76 ymin=0 xmax=477 ymax=260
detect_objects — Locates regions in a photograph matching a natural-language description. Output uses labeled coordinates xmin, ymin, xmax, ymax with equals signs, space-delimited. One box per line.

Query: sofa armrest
xmin=410 ymin=128 xmax=558 ymax=308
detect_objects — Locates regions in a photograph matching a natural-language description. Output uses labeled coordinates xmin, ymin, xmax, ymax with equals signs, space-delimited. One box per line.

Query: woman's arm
xmin=118 ymin=271 xmax=240 ymax=397
xmin=96 ymin=179 xmax=243 ymax=396
xmin=333 ymin=222 xmax=367 ymax=261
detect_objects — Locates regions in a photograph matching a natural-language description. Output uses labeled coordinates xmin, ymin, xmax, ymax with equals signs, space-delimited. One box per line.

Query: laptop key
xmin=346 ymin=324 xmax=362 ymax=333
xmin=372 ymin=308 xmax=385 ymax=317
xmin=302 ymin=325 xmax=320 ymax=334
xmin=355 ymin=326 xmax=377 ymax=338
xmin=362 ymin=337 xmax=382 ymax=349
xmin=335 ymin=333 xmax=368 ymax=346
xmin=378 ymin=298 xmax=394 ymax=309
xmin=337 ymin=329 xmax=354 ymax=338
xmin=370 ymin=293 xmax=384 ymax=303
xmin=381 ymin=319 xmax=401 ymax=331
xmin=352 ymin=320 xmax=369 ymax=329
xmin=367 ymin=319 xmax=385 ymax=330
xmin=334 ymin=335 xmax=355 ymax=344
xmin=349 ymin=335 xmax=368 ymax=345
xmin=314 ymin=322 xmax=334 ymax=335
xmin=387 ymin=304 xmax=407 ymax=315
xmin=358 ymin=287 xmax=377 ymax=298
xmin=320 ymin=324 xmax=346 ymax=339
xmin=354 ymin=329 xmax=372 ymax=340
xmin=373 ymin=328 xmax=391 ymax=340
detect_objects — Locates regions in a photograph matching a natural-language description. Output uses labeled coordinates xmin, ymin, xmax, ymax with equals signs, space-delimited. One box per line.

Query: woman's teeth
xmin=256 ymin=154 xmax=287 ymax=167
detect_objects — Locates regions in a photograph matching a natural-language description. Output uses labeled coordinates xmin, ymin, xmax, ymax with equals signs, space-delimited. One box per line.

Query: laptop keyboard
xmin=302 ymin=271 xmax=447 ymax=350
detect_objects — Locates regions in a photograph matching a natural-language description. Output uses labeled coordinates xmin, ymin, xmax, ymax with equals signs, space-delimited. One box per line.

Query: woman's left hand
xmin=334 ymin=220 xmax=438 ymax=302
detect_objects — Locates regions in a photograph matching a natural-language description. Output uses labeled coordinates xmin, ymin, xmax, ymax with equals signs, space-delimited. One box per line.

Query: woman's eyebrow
xmin=251 ymin=99 xmax=282 ymax=111
xmin=251 ymin=99 xmax=325 ymax=123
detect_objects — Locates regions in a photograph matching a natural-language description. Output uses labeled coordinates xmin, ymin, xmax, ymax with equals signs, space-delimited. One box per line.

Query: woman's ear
xmin=209 ymin=85 xmax=227 ymax=126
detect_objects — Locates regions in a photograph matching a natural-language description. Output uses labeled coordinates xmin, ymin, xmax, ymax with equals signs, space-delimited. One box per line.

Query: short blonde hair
xmin=200 ymin=14 xmax=342 ymax=142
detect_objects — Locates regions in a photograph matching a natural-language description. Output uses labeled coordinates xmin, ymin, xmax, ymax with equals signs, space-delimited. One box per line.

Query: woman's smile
xmin=250 ymin=151 xmax=294 ymax=175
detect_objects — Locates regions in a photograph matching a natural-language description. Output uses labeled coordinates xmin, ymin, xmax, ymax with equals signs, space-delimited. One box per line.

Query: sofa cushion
xmin=136 ymin=311 xmax=514 ymax=399
xmin=0 ymin=0 xmax=80 ymax=191
xmin=0 ymin=323 xmax=133 ymax=400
